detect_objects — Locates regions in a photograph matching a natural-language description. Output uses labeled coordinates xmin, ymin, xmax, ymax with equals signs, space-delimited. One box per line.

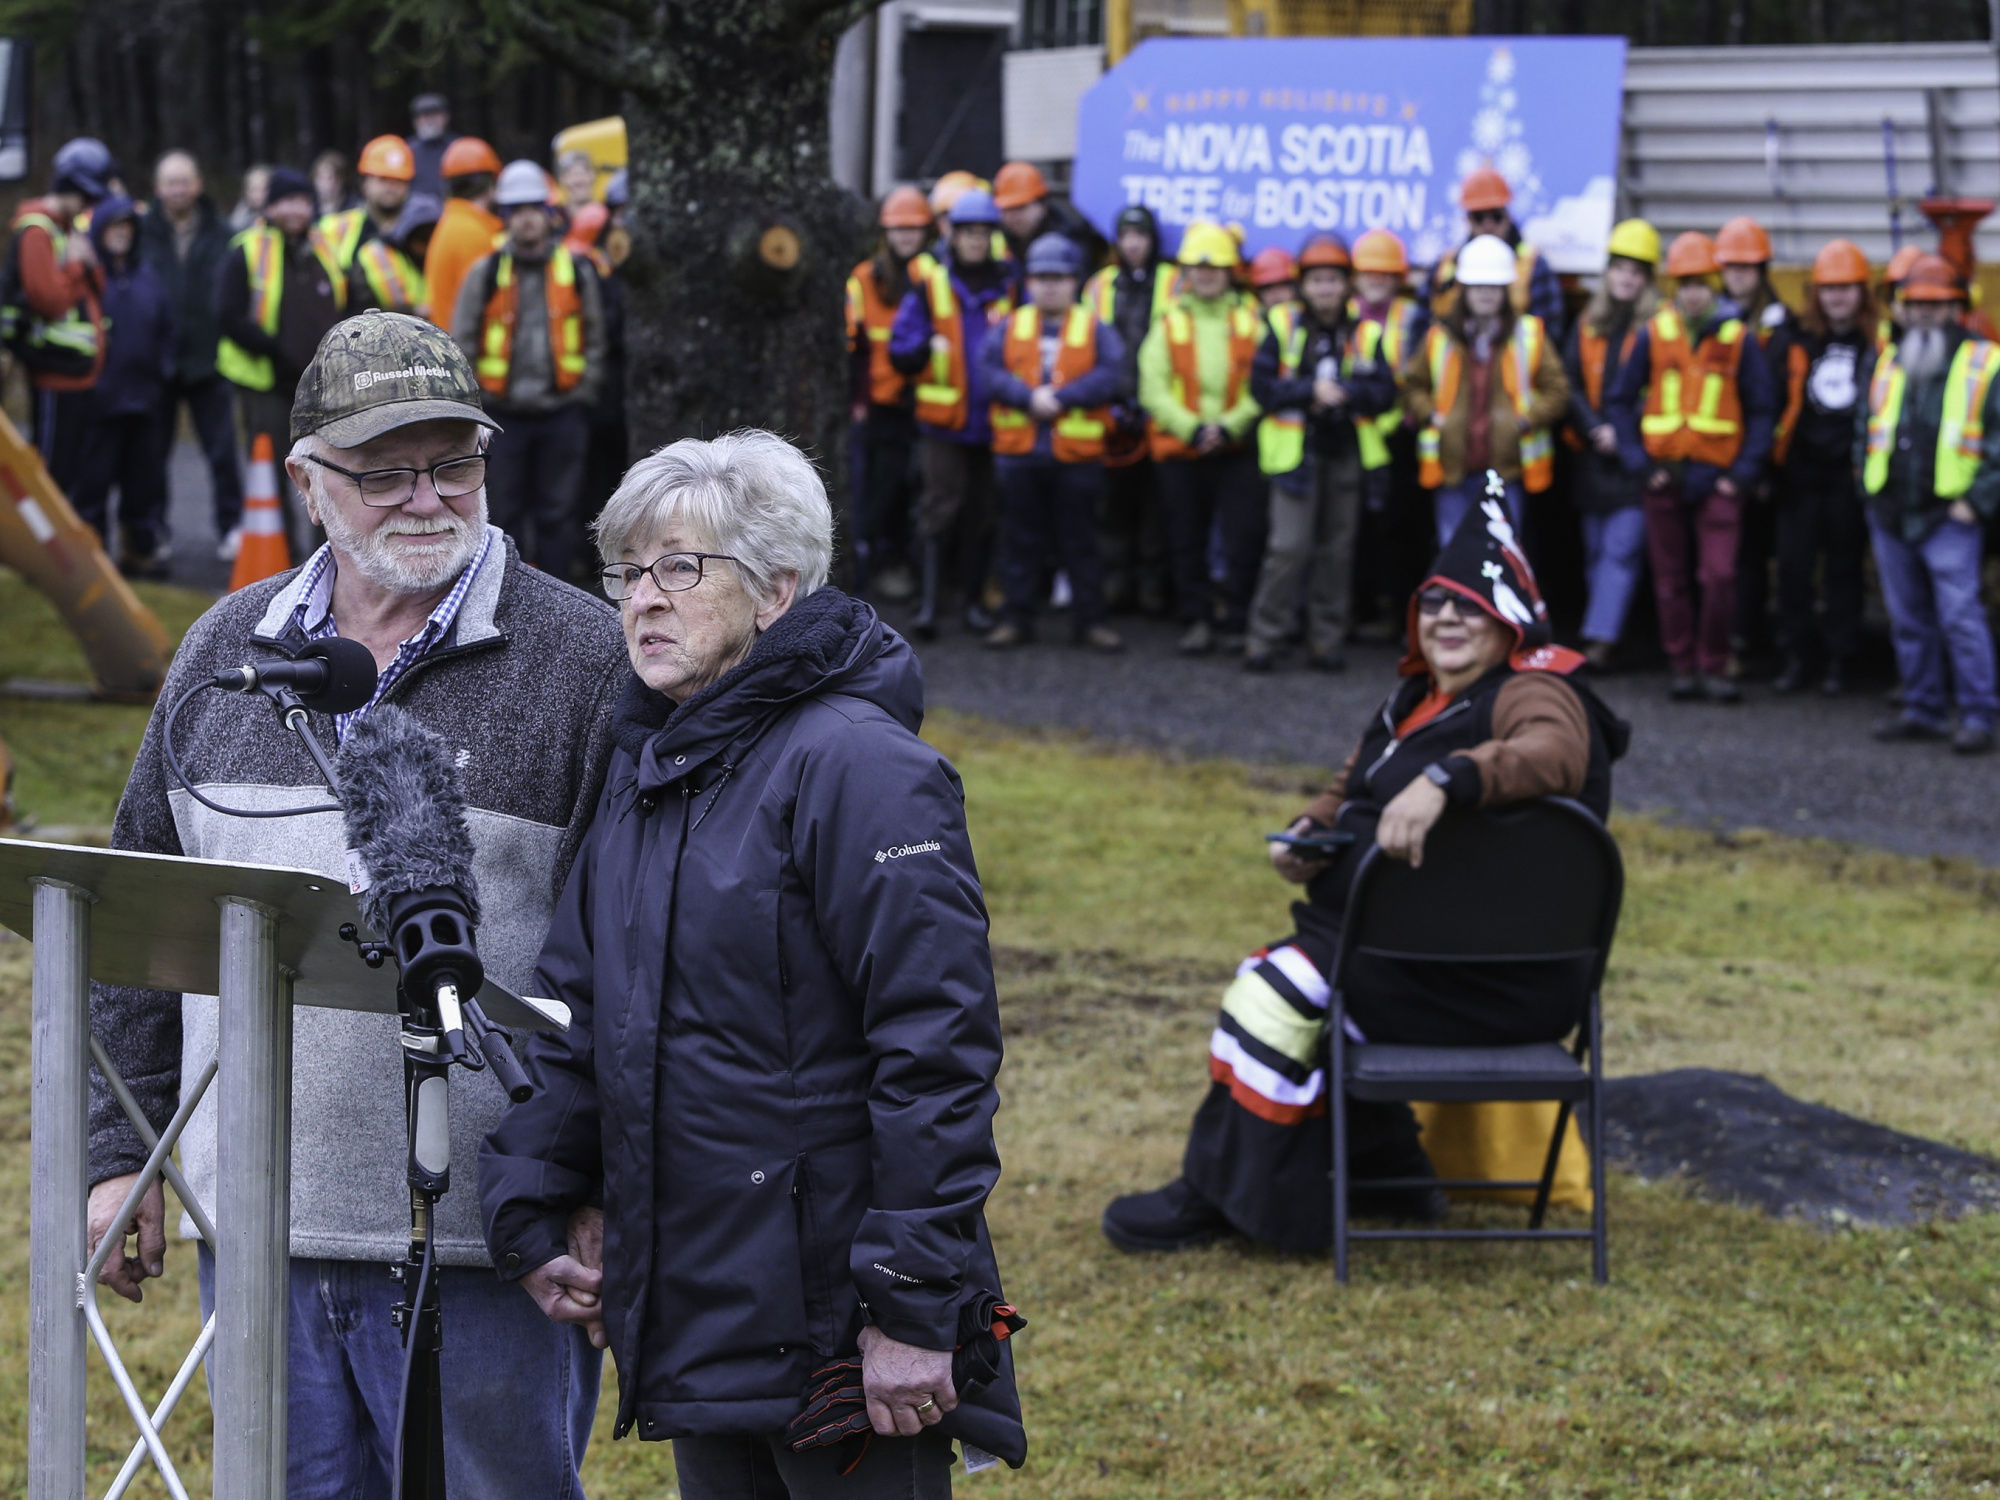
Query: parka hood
xmin=617 ymin=586 xmax=921 ymax=789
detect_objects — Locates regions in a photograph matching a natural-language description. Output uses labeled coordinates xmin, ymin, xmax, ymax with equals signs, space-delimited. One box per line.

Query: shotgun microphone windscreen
xmin=334 ymin=704 xmax=482 ymax=937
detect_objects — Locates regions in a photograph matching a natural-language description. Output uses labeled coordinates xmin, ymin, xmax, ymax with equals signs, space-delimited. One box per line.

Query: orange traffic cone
xmin=229 ymin=433 xmax=292 ymax=591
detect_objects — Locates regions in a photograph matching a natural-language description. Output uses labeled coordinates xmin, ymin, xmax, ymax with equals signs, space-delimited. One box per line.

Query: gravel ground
xmin=904 ymin=608 xmax=2000 ymax=866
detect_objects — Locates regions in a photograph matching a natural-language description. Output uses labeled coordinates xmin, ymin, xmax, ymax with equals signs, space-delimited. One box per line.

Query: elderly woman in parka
xmin=479 ymin=431 xmax=1024 ymax=1498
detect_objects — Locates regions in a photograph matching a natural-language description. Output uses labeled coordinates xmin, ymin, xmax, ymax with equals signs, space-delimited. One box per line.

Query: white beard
xmin=1901 ymin=326 xmax=1949 ymax=380
xmin=316 ymin=490 xmax=489 ymax=594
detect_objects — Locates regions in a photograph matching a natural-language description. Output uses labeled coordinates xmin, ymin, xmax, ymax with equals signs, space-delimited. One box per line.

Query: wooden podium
xmin=0 ymin=837 xmax=566 ymax=1500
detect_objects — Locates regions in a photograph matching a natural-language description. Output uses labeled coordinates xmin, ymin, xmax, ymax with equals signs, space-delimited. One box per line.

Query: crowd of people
xmin=5 ymin=94 xmax=629 ymax=583
xmin=847 ymin=163 xmax=2000 ymax=752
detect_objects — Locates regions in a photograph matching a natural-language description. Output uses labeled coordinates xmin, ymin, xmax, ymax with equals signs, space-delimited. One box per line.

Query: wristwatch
xmin=1422 ymin=761 xmax=1454 ymax=791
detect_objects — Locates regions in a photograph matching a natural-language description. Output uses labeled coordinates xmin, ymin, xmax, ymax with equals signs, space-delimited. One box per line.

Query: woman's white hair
xmin=593 ymin=430 xmax=833 ymax=602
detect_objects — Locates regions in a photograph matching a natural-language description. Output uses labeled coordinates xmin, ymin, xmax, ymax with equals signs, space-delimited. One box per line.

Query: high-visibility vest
xmin=989 ymin=304 xmax=1110 ymax=462
xmin=1350 ymin=294 xmax=1419 ymax=471
xmin=1415 ymin=316 xmax=1554 ymax=493
xmin=1566 ymin=316 xmax=1641 ymax=451
xmin=1257 ymin=301 xmax=1308 ymax=476
xmin=216 ymin=224 xmax=348 ymax=392
xmin=355 ymin=239 xmax=427 ymax=316
xmin=912 ymin=259 xmax=1012 ymax=431
xmin=1638 ymin=308 xmax=1747 ymax=468
xmin=1084 ymin=263 xmax=1178 ymax=327
xmin=846 ymin=257 xmax=913 ymax=408
xmin=3 ymin=211 xmax=104 ymax=373
xmin=1862 ymin=336 xmax=2000 ymax=499
xmin=1432 ymin=241 xmax=1541 ymax=321
xmin=477 ymin=244 xmax=587 ymax=397
xmin=1148 ymin=296 xmax=1260 ymax=462
xmin=318 ymin=207 xmax=369 ymax=271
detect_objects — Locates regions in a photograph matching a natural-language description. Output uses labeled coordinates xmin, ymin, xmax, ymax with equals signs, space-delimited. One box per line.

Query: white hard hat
xmin=495 ymin=159 xmax=552 ymax=209
xmin=1455 ymin=234 xmax=1518 ymax=287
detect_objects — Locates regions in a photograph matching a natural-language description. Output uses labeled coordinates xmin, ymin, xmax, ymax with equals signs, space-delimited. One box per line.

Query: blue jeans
xmin=1434 ymin=475 xmax=1524 ymax=551
xmin=1580 ymin=506 xmax=1648 ymax=645
xmin=200 ymin=1250 xmax=600 ymax=1499
xmin=1867 ymin=513 xmax=1999 ymax=731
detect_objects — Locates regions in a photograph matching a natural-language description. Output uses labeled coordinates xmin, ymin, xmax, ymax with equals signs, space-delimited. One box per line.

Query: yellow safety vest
xmin=1863 ymin=337 xmax=2000 ymax=499
xmin=1084 ymin=263 xmax=1178 ymax=327
xmin=1257 ymin=302 xmax=1308 ymax=477
xmin=4 ymin=212 xmax=102 ymax=368
xmin=355 ymin=239 xmax=427 ymax=316
xmin=1352 ymin=296 xmax=1419 ymax=471
xmin=318 ymin=208 xmax=368 ymax=271
xmin=216 ymin=225 xmax=348 ymax=392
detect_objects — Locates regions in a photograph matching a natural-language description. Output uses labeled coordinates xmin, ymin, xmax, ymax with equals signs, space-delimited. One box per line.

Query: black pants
xmin=918 ymin=437 xmax=997 ymax=606
xmin=1099 ymin=454 xmax=1168 ymax=612
xmin=580 ymin=409 xmax=630 ymax=549
xmin=33 ymin=387 xmax=93 ymax=500
xmin=858 ymin=404 xmax=918 ymax=573
xmin=673 ymin=1431 xmax=955 ymax=1500
xmin=72 ymin=407 xmax=169 ymax=557
xmin=1734 ymin=477 xmax=1779 ymax=654
xmin=1158 ymin=447 xmax=1265 ymax=631
xmin=486 ymin=404 xmax=589 ymax=578
xmin=163 ymin=375 xmax=244 ymax=534
xmin=1776 ymin=456 xmax=1868 ymax=667
xmin=997 ymin=459 xmax=1106 ymax=634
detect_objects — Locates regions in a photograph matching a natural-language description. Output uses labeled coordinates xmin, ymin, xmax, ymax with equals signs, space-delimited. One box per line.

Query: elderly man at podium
xmin=82 ymin=311 xmax=626 ymax=1497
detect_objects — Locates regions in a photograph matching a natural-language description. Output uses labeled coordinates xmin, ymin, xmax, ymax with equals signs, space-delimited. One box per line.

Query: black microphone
xmin=214 ymin=635 xmax=378 ymax=715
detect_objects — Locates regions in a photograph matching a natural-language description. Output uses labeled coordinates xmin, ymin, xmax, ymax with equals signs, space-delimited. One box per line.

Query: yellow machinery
xmin=551 ymin=116 xmax=627 ymax=201
xmin=1109 ymin=0 xmax=1469 ymax=61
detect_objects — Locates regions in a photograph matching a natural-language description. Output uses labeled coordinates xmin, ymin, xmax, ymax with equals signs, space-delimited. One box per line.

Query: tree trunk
xmin=527 ymin=4 xmax=876 ymax=483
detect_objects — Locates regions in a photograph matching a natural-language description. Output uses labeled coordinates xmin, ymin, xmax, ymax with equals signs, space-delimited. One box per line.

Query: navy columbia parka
xmin=479 ymin=588 xmax=1023 ymax=1465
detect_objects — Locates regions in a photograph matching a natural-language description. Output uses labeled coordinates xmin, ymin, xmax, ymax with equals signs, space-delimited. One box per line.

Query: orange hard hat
xmin=440 ymin=137 xmax=502 ymax=179
xmin=1900 ymin=253 xmax=1965 ymax=302
xmin=1884 ymin=244 xmax=1924 ymax=285
xmin=1714 ymin=216 xmax=1773 ymax=266
xmin=1459 ymin=167 xmax=1512 ymax=213
xmin=929 ymin=170 xmax=984 ymax=219
xmin=993 ymin=161 xmax=1048 ymax=210
xmin=566 ymin=201 xmax=609 ymax=247
xmin=1247 ymin=246 xmax=1297 ymax=288
xmin=357 ymin=134 xmax=415 ymax=182
xmin=1297 ymin=233 xmax=1351 ymax=270
xmin=1664 ymin=231 xmax=1720 ymax=279
xmin=1351 ymin=228 xmax=1409 ymax=274
xmin=1811 ymin=238 xmax=1869 ymax=286
xmin=879 ymin=185 xmax=932 ymax=229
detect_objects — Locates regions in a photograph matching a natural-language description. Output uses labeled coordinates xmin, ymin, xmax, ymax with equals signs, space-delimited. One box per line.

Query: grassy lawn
xmin=4 ymin=569 xmax=2000 ymax=1495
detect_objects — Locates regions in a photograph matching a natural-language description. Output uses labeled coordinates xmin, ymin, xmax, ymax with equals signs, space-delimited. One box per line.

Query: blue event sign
xmin=1071 ymin=36 xmax=1627 ymax=273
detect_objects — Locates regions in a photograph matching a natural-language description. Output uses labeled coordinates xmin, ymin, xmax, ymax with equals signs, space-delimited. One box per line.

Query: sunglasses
xmin=1415 ymin=587 xmax=1470 ymax=618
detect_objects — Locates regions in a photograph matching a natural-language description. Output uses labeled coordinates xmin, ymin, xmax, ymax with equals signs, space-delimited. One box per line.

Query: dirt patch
xmin=1602 ymin=1068 xmax=2000 ymax=1227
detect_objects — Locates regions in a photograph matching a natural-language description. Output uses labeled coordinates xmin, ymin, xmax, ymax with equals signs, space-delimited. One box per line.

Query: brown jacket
xmin=1398 ymin=310 xmax=1569 ymax=488
xmin=1302 ymin=672 xmax=1590 ymax=827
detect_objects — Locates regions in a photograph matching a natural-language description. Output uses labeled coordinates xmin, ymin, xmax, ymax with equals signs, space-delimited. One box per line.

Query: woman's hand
xmin=1590 ymin=423 xmax=1618 ymax=455
xmin=1268 ymin=816 xmax=1330 ymax=884
xmin=858 ymin=1323 xmax=957 ymax=1436
xmin=519 ymin=1206 xmax=608 ymax=1349
xmin=1377 ymin=776 xmax=1449 ymax=868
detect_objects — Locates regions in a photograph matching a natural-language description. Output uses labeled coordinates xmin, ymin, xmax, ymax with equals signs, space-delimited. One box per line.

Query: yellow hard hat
xmin=1605 ymin=218 xmax=1660 ymax=267
xmin=1177 ymin=220 xmax=1240 ymax=269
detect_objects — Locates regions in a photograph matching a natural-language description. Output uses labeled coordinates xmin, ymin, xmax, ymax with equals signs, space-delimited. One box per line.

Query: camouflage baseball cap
xmin=291 ymin=309 xmax=502 ymax=448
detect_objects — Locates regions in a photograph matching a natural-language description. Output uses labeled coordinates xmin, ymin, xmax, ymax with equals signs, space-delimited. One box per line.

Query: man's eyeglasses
xmin=600 ymin=552 xmax=739 ymax=602
xmin=1416 ymin=587 xmax=1468 ymax=618
xmin=301 ymin=452 xmax=487 ymax=508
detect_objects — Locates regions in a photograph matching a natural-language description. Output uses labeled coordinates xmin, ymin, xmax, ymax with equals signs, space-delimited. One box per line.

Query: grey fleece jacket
xmin=87 ymin=528 xmax=626 ymax=1266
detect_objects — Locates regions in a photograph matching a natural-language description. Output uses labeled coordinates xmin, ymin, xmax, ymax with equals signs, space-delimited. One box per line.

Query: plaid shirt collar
xmin=291 ymin=529 xmax=494 ymax=738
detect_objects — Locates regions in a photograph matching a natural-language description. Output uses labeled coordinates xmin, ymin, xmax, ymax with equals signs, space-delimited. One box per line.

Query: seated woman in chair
xmin=1103 ymin=491 xmax=1630 ymax=1253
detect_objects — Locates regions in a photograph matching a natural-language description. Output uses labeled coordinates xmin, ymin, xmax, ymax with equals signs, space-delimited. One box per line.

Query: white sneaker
xmin=216 ymin=527 xmax=243 ymax=562
xmin=1049 ymin=570 xmax=1073 ymax=610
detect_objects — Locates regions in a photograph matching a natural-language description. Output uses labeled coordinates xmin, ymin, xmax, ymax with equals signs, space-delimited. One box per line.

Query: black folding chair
xmin=1330 ymin=797 xmax=1622 ymax=1284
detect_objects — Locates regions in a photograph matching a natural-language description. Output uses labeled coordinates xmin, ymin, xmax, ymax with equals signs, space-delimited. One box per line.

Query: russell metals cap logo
xmin=354 ymin=365 xmax=454 ymax=391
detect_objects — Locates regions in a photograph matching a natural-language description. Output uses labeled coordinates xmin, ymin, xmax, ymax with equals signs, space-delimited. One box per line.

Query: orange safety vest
xmin=1566 ymin=318 xmax=1640 ymax=450
xmin=476 ymin=245 xmax=586 ymax=397
xmin=989 ymin=304 xmax=1110 ymax=463
xmin=1415 ymin=316 xmax=1555 ymax=493
xmin=1638 ymin=307 xmax=1747 ymax=468
xmin=846 ymin=258 xmax=911 ymax=408
xmin=1148 ymin=298 xmax=1260 ymax=462
xmin=912 ymin=260 xmax=1012 ymax=431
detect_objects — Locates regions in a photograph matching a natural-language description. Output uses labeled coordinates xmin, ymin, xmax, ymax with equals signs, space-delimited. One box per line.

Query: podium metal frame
xmin=5 ymin=838 xmax=565 ymax=1500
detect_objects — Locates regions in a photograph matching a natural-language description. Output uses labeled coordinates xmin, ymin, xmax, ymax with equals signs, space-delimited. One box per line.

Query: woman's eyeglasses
xmin=600 ymin=552 xmax=739 ymax=602
xmin=301 ymin=452 xmax=488 ymax=508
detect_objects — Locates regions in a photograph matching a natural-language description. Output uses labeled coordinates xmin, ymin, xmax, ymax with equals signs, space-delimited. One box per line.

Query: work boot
xmin=1081 ymin=624 xmax=1125 ymax=653
xmin=873 ymin=561 xmax=915 ymax=604
xmin=1216 ymin=630 xmax=1248 ymax=654
xmin=911 ymin=543 xmax=940 ymax=642
xmin=1820 ymin=660 xmax=1848 ymax=697
xmin=1873 ymin=715 xmax=1947 ymax=743
xmin=1242 ymin=643 xmax=1276 ymax=673
xmin=1306 ymin=649 xmax=1347 ymax=673
xmin=1771 ymin=656 xmax=1809 ymax=695
xmin=963 ymin=602 xmax=996 ymax=633
xmin=1953 ymin=724 xmax=1996 ymax=755
xmin=1701 ymin=673 xmax=1742 ymax=704
xmin=1178 ymin=620 xmax=1214 ymax=655
xmin=1101 ymin=1178 xmax=1232 ymax=1254
xmin=1668 ymin=675 xmax=1702 ymax=702
xmin=983 ymin=623 xmax=1025 ymax=650
xmin=1583 ymin=639 xmax=1616 ymax=673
